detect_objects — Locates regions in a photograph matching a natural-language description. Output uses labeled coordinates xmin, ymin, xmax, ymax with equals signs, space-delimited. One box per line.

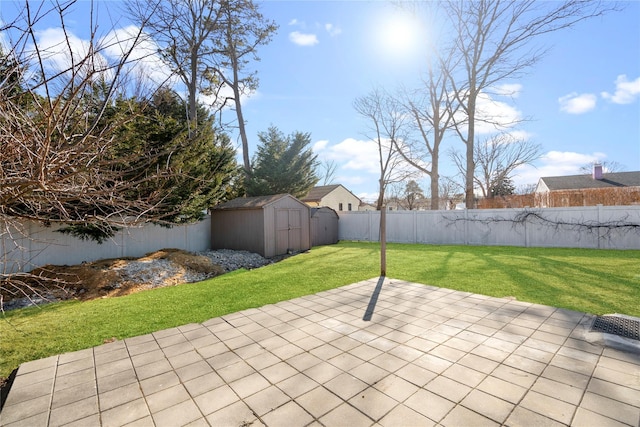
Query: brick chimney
xmin=592 ymin=163 xmax=603 ymax=180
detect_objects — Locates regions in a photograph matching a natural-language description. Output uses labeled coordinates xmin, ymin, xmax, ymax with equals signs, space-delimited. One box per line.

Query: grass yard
xmin=1 ymin=241 xmax=639 ymax=379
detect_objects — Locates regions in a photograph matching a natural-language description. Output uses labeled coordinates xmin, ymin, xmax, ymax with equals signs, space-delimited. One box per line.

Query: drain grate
xmin=591 ymin=315 xmax=640 ymax=341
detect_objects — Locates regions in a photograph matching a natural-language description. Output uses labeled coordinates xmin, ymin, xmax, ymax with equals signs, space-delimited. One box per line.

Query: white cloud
xmin=35 ymin=27 xmax=94 ymax=72
xmin=101 ymin=26 xmax=173 ymax=86
xmin=312 ymin=139 xmax=329 ymax=152
xmin=326 ymin=138 xmax=379 ymax=173
xmin=325 ymin=23 xmax=342 ymax=37
xmin=0 ymin=20 xmax=8 ymax=52
xmin=288 ymin=18 xmax=299 ymax=26
xmin=474 ymin=92 xmax=523 ymax=134
xmin=450 ymin=91 xmax=522 ymax=136
xmin=493 ymin=83 xmax=522 ymax=98
xmin=558 ymin=92 xmax=597 ymax=114
xmin=356 ymin=192 xmax=378 ymax=204
xmin=289 ymin=31 xmax=319 ymax=47
xmin=601 ymin=74 xmax=640 ymax=104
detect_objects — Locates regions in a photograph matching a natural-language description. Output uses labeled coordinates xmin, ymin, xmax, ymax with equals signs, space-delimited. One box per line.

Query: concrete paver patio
xmin=1 ymin=278 xmax=639 ymax=426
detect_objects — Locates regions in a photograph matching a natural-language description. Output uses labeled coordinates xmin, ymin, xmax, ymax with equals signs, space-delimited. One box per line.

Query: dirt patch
xmin=1 ymin=249 xmax=226 ymax=307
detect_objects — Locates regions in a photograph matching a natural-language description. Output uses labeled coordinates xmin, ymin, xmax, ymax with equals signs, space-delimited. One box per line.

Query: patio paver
xmin=1 ymin=278 xmax=639 ymax=426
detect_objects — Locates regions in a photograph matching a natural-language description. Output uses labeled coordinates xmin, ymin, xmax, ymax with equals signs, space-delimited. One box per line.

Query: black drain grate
xmin=591 ymin=316 xmax=640 ymax=341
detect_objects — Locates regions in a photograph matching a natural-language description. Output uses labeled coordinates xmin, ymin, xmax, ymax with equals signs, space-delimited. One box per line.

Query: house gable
xmin=301 ymin=184 xmax=362 ymax=212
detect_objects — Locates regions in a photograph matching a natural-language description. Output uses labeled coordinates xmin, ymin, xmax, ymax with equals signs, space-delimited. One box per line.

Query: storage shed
xmin=310 ymin=207 xmax=339 ymax=246
xmin=211 ymin=194 xmax=311 ymax=258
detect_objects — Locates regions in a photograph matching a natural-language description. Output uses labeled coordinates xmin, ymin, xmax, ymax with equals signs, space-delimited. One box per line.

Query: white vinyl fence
xmin=339 ymin=206 xmax=640 ymax=250
xmin=2 ymin=217 xmax=211 ymax=273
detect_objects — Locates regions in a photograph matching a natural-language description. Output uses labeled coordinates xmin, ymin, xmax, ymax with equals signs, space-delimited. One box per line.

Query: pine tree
xmin=246 ymin=126 xmax=319 ymax=198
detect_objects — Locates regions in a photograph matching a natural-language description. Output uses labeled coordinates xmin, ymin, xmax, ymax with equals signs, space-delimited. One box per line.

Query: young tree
xmin=245 ymin=126 xmax=319 ymax=198
xmin=441 ymin=0 xmax=615 ymax=208
xmin=354 ymin=88 xmax=418 ymax=210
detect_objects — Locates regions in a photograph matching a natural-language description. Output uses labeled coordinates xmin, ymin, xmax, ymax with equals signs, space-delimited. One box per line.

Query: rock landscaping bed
xmin=1 ymin=248 xmax=274 ymax=311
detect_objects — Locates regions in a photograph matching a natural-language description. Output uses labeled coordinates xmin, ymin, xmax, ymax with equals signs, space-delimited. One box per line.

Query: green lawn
xmin=1 ymin=242 xmax=639 ymax=379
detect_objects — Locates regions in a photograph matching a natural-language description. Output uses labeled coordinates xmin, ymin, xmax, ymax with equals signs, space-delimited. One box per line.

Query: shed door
xmin=276 ymin=209 xmax=303 ymax=255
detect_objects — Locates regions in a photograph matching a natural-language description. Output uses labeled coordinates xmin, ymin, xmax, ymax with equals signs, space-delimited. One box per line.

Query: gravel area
xmin=198 ymin=249 xmax=274 ymax=272
xmin=2 ymin=249 xmax=273 ymax=311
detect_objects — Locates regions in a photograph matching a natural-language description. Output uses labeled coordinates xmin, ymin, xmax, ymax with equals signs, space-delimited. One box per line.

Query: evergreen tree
xmin=246 ymin=126 xmax=319 ymax=198
xmin=403 ymin=180 xmax=425 ymax=210
xmin=114 ymin=88 xmax=239 ymax=224
xmin=490 ymin=173 xmax=516 ymax=197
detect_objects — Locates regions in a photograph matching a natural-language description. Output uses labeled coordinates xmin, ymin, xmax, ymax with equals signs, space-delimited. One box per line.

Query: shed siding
xmin=311 ymin=208 xmax=339 ymax=246
xmin=264 ymin=197 xmax=310 ymax=257
xmin=211 ymin=194 xmax=310 ymax=258
xmin=211 ymin=209 xmax=265 ymax=255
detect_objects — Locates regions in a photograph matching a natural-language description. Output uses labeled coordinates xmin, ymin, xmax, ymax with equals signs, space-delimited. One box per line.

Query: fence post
xmin=597 ymin=204 xmax=603 ymax=249
xmin=524 ymin=208 xmax=529 ymax=248
xmin=464 ymin=209 xmax=469 ymax=245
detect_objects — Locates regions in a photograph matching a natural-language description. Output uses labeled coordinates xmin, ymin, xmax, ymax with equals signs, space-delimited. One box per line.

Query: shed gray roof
xmin=539 ymin=171 xmax=640 ymax=191
xmin=212 ymin=194 xmax=297 ymax=210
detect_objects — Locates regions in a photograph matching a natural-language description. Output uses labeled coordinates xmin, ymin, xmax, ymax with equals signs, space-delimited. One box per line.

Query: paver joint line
xmin=3 ymin=278 xmax=640 ymax=427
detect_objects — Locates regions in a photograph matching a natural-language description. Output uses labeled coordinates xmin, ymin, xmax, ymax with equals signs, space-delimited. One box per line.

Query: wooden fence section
xmin=338 ymin=206 xmax=640 ymax=250
xmin=535 ymin=187 xmax=640 ymax=208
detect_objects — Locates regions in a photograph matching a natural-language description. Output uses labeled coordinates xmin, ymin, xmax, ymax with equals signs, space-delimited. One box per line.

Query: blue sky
xmin=2 ymin=1 xmax=639 ymax=203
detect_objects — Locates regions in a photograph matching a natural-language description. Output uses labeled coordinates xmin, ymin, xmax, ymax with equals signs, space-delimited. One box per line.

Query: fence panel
xmin=338 ymin=206 xmax=640 ymax=250
xmin=1 ymin=217 xmax=211 ymax=273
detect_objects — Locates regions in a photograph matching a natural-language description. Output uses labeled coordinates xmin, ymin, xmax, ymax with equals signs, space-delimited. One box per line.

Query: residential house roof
xmin=300 ymin=184 xmax=361 ymax=203
xmin=537 ymin=171 xmax=640 ymax=192
xmin=212 ymin=194 xmax=300 ymax=210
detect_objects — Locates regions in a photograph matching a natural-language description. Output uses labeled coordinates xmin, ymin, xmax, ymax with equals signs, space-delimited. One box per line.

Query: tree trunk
xmin=465 ymin=95 xmax=476 ymax=209
xmin=376 ymin=178 xmax=385 ymax=210
xmin=430 ymin=153 xmax=439 ymax=210
xmin=380 ymin=206 xmax=386 ymax=276
xmin=233 ymin=82 xmax=251 ymax=175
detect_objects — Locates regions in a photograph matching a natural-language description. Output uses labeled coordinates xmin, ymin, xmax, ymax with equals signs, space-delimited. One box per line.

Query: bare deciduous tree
xmin=396 ymin=52 xmax=457 ymax=210
xmin=213 ymin=0 xmax=277 ymax=176
xmin=442 ymin=0 xmax=616 ymax=208
xmin=451 ymin=133 xmax=542 ymax=199
xmin=319 ymin=160 xmax=338 ymax=185
xmin=354 ymin=88 xmax=418 ymax=210
xmin=127 ymin=0 xmax=277 ymax=176
xmin=579 ymin=160 xmax=626 ymax=175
